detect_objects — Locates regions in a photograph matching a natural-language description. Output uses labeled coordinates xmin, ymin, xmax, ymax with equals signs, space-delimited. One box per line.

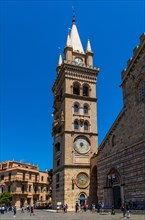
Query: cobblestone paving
xmin=0 ymin=210 xmax=145 ymax=220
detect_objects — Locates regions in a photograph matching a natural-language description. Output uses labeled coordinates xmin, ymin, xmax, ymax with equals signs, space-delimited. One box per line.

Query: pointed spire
xmin=66 ymin=32 xmax=71 ymax=47
xmin=70 ymin=21 xmax=84 ymax=53
xmin=58 ymin=53 xmax=62 ymax=66
xmin=86 ymin=38 xmax=92 ymax=52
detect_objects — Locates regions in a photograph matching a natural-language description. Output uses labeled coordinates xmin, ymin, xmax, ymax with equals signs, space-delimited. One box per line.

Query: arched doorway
xmin=78 ymin=193 xmax=87 ymax=207
xmin=104 ymin=169 xmax=122 ymax=208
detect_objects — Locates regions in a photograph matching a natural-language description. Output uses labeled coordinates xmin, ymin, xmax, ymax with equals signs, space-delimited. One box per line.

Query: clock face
xmin=76 ymin=173 xmax=89 ymax=188
xmin=75 ymin=57 xmax=82 ymax=64
xmin=74 ymin=138 xmax=90 ymax=154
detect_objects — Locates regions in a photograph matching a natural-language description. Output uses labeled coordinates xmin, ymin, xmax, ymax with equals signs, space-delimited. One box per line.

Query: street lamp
xmin=72 ymin=177 xmax=75 ymax=190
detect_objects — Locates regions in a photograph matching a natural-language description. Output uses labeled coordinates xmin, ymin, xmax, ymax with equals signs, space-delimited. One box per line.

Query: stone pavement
xmin=0 ymin=210 xmax=145 ymax=220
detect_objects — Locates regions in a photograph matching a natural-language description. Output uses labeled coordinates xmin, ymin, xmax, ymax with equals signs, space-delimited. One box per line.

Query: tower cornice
xmin=53 ymin=62 xmax=100 ymax=91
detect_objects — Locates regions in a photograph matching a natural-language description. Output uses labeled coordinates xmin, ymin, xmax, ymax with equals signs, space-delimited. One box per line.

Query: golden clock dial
xmin=76 ymin=173 xmax=89 ymax=188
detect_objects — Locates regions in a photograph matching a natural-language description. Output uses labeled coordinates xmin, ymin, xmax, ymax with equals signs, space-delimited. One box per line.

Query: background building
xmin=0 ymin=160 xmax=52 ymax=207
xmin=52 ymin=17 xmax=99 ymax=210
xmin=92 ymin=32 xmax=145 ymax=209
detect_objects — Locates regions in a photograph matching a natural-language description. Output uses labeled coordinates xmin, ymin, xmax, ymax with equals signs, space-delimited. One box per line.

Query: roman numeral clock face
xmin=74 ymin=138 xmax=90 ymax=154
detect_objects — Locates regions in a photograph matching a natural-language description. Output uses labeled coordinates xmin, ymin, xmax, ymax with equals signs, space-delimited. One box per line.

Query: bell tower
xmin=52 ymin=17 xmax=99 ymax=210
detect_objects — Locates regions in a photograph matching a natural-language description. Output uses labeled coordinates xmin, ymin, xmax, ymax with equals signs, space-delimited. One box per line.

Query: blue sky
xmin=0 ymin=0 xmax=144 ymax=171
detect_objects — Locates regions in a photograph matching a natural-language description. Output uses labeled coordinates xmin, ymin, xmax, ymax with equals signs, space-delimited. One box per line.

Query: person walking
xmin=75 ymin=202 xmax=79 ymax=213
xmin=126 ymin=204 xmax=131 ymax=218
xmin=13 ymin=206 xmax=16 ymax=218
xmin=30 ymin=206 xmax=34 ymax=216
xmin=63 ymin=204 xmax=66 ymax=213
xmin=83 ymin=203 xmax=87 ymax=212
xmin=121 ymin=203 xmax=127 ymax=219
xmin=65 ymin=204 xmax=68 ymax=212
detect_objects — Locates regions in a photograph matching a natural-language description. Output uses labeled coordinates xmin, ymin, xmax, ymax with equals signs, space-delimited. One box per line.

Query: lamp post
xmin=72 ymin=177 xmax=75 ymax=190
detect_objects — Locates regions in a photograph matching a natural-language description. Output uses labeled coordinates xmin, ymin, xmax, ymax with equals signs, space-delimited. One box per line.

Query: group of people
xmin=75 ymin=201 xmax=104 ymax=213
xmin=25 ymin=204 xmax=35 ymax=216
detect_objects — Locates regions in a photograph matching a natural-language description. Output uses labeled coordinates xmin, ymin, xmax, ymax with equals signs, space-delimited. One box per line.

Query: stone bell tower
xmin=52 ymin=16 xmax=99 ymax=210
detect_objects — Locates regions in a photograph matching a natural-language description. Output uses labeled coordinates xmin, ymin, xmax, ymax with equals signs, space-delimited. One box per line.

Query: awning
xmin=78 ymin=197 xmax=87 ymax=200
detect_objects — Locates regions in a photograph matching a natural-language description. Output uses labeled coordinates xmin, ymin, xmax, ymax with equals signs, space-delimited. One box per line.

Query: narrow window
xmin=138 ymin=81 xmax=145 ymax=102
xmin=74 ymin=120 xmax=79 ymax=130
xmin=73 ymin=83 xmax=80 ymax=95
xmin=56 ymin=173 xmax=60 ymax=182
xmin=34 ymin=186 xmax=37 ymax=193
xmin=41 ymin=176 xmax=44 ymax=181
xmin=8 ymin=185 xmax=11 ymax=192
xmin=55 ymin=143 xmax=60 ymax=152
xmin=57 ymin=159 xmax=60 ymax=167
xmin=84 ymin=121 xmax=89 ymax=131
xmin=22 ymin=185 xmax=25 ymax=193
xmin=83 ymin=85 xmax=89 ymax=96
xmin=1 ymin=174 xmax=4 ymax=180
xmin=112 ymin=135 xmax=116 ymax=147
xmin=29 ymin=185 xmax=31 ymax=192
xmin=83 ymin=105 xmax=89 ymax=114
xmin=74 ymin=104 xmax=79 ymax=113
xmin=9 ymin=173 xmax=11 ymax=181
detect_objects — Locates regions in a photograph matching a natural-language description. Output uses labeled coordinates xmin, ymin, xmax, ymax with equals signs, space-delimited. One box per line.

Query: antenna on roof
xmin=58 ymin=47 xmax=61 ymax=53
xmin=72 ymin=6 xmax=76 ymax=23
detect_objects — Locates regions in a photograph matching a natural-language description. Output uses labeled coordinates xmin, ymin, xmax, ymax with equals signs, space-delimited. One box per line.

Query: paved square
xmin=0 ymin=210 xmax=145 ymax=220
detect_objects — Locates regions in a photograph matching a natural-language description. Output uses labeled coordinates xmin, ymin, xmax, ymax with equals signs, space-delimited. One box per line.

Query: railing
xmin=12 ymin=191 xmax=28 ymax=195
xmin=4 ymin=177 xmax=29 ymax=182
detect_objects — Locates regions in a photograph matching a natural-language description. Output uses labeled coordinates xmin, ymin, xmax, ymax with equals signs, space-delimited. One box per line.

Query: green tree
xmin=0 ymin=192 xmax=12 ymax=206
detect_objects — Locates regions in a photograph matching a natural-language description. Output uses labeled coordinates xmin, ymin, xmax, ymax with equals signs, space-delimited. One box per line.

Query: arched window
xmin=112 ymin=135 xmax=116 ymax=147
xmin=83 ymin=85 xmax=89 ymax=96
xmin=57 ymin=159 xmax=60 ymax=167
xmin=9 ymin=173 xmax=11 ymax=180
xmin=138 ymin=81 xmax=145 ymax=102
xmin=84 ymin=121 xmax=89 ymax=131
xmin=8 ymin=185 xmax=11 ymax=192
xmin=55 ymin=143 xmax=60 ymax=152
xmin=73 ymin=82 xmax=80 ymax=95
xmin=74 ymin=120 xmax=79 ymax=130
xmin=74 ymin=103 xmax=79 ymax=113
xmin=83 ymin=105 xmax=89 ymax=114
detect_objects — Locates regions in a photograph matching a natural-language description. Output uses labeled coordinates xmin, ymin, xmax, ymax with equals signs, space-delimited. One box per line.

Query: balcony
xmin=4 ymin=177 xmax=29 ymax=183
xmin=12 ymin=191 xmax=28 ymax=195
xmin=33 ymin=192 xmax=40 ymax=195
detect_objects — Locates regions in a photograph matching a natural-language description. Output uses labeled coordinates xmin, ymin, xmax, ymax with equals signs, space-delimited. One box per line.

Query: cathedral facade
xmin=52 ymin=17 xmax=145 ymax=210
xmin=95 ymin=32 xmax=145 ymax=209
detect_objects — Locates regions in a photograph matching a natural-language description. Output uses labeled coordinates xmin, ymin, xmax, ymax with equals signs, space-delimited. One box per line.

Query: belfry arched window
xmin=83 ymin=105 xmax=89 ymax=114
xmin=74 ymin=103 xmax=79 ymax=113
xmin=83 ymin=84 xmax=89 ymax=96
xmin=74 ymin=120 xmax=79 ymax=130
xmin=73 ymin=82 xmax=80 ymax=95
xmin=84 ymin=121 xmax=89 ymax=131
